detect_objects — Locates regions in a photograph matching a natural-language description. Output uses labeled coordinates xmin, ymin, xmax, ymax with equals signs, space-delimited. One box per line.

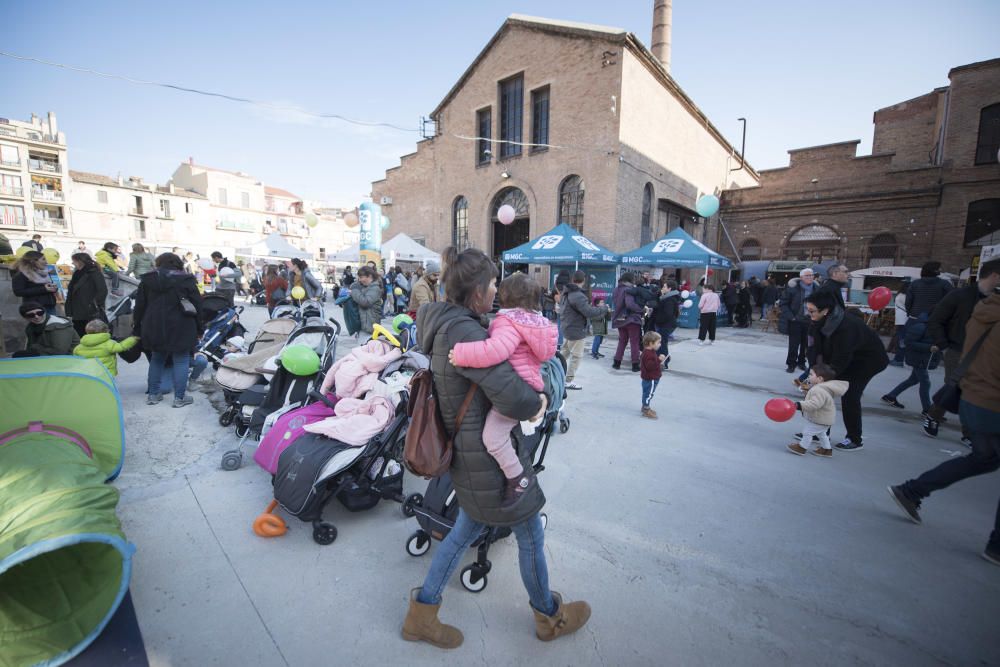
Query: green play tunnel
xmin=0 ymin=357 xmax=133 ymax=667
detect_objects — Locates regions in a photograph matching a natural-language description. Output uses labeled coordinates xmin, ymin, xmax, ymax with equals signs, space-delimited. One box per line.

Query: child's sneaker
xmin=501 ymin=470 xmax=536 ymax=509
xmin=786 ymin=442 xmax=807 ymax=456
xmin=810 ymin=447 xmax=832 ymax=458
xmin=641 ymin=406 xmax=658 ymax=419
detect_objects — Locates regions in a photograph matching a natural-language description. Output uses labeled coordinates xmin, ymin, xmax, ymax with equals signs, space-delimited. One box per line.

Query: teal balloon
xmin=392 ymin=313 xmax=413 ymax=333
xmin=281 ymin=344 xmax=320 ymax=376
xmin=380 ymin=215 xmax=390 ymax=230
xmin=696 ymin=194 xmax=720 ymax=218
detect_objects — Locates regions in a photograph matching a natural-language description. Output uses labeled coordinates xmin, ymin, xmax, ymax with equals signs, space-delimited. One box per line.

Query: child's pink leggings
xmin=482 ymin=407 xmax=524 ymax=479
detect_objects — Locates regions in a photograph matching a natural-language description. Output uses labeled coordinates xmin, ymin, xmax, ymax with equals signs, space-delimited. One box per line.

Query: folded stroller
xmin=264 ymin=392 xmax=408 ymax=545
xmin=220 ymin=319 xmax=340 ymax=470
xmin=402 ymin=353 xmax=567 ymax=592
xmin=196 ymin=296 xmax=246 ymax=367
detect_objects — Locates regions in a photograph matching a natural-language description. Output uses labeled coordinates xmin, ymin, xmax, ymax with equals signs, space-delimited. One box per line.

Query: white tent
xmin=235 ymin=232 xmax=312 ymax=261
xmin=381 ymin=233 xmax=441 ymax=265
xmin=326 ymin=244 xmax=360 ymax=263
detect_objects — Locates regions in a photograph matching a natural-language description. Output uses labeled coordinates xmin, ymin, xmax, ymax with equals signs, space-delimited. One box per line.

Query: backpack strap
xmin=952 ymin=323 xmax=996 ymax=384
xmin=452 ymin=383 xmax=478 ymax=437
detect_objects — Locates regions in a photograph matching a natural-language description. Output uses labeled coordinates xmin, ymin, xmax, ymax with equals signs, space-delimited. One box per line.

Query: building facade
xmin=370 ymin=14 xmax=758 ymax=274
xmin=0 ymin=112 xmax=69 ymax=240
xmin=719 ymin=58 xmax=1000 ymax=275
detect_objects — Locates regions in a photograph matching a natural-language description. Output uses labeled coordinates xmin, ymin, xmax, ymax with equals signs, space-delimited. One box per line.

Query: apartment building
xmin=0 ymin=112 xmax=69 ymax=239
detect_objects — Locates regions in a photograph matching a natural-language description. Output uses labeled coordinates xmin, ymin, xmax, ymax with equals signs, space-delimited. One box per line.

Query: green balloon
xmin=392 ymin=313 xmax=413 ymax=333
xmin=281 ymin=344 xmax=320 ymax=376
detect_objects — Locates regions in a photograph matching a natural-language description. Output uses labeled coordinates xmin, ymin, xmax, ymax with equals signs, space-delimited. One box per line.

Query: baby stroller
xmin=401 ymin=354 xmax=567 ymax=592
xmin=262 ymin=391 xmax=409 ymax=545
xmin=197 ymin=294 xmax=246 ymax=367
xmin=215 ymin=317 xmax=297 ymax=427
xmin=221 ymin=319 xmax=340 ymax=470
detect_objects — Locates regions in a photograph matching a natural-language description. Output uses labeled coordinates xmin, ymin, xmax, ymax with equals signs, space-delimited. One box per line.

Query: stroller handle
xmin=308 ymin=390 xmax=337 ymax=410
xmin=327 ymin=318 xmax=342 ymax=337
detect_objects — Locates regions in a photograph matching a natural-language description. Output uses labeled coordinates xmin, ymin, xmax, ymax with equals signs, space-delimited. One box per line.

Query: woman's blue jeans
xmin=189 ymin=353 xmax=209 ymax=382
xmin=417 ymin=508 xmax=555 ymax=615
xmin=591 ymin=335 xmax=604 ymax=356
xmin=148 ymin=351 xmax=191 ymax=400
xmin=887 ymin=364 xmax=931 ymax=412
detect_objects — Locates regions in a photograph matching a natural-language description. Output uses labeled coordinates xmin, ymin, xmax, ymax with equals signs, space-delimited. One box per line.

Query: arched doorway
xmin=783 ymin=224 xmax=840 ymax=262
xmin=491 ymin=187 xmax=530 ymax=260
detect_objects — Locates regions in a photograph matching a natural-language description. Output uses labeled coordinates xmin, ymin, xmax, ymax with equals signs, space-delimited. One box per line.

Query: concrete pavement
xmin=111 ymin=303 xmax=1000 ymax=666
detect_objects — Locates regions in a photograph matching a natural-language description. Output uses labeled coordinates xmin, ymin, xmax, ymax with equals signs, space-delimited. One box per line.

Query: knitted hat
xmin=19 ymin=302 xmax=45 ymax=317
xmin=425 ymin=260 xmax=441 ymax=274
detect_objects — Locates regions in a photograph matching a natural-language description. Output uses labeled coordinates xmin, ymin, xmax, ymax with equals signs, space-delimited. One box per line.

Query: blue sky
xmin=3 ymin=0 xmax=998 ymax=207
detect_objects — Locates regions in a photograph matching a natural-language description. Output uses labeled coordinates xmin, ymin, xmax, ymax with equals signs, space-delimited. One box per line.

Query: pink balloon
xmin=497 ymin=204 xmax=516 ymax=225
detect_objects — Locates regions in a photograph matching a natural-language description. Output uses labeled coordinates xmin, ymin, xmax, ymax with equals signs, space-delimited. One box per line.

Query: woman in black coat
xmin=132 ymin=252 xmax=203 ymax=407
xmin=11 ymin=251 xmax=58 ymax=313
xmin=806 ymin=291 xmax=889 ymax=451
xmin=65 ymin=253 xmax=108 ymax=337
xmin=736 ymin=281 xmax=753 ymax=327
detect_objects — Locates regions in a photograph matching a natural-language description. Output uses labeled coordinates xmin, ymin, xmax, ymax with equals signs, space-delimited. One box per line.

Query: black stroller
xmin=401 ymin=355 xmax=567 ymax=592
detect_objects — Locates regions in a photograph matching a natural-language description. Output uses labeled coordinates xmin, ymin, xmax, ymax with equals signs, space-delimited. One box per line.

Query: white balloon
xmin=682 ymin=299 xmax=693 ymax=308
xmin=680 ymin=290 xmax=690 ymax=299
xmin=497 ymin=204 xmax=516 ymax=225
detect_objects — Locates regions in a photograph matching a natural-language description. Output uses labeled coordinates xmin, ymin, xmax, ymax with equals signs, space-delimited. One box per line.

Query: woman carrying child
xmin=449 ymin=272 xmax=557 ymax=501
xmin=403 ymin=246 xmax=589 ymax=649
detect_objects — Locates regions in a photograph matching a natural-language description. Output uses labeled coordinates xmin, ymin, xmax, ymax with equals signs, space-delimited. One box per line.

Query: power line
xmin=0 ymin=50 xmax=421 ymax=133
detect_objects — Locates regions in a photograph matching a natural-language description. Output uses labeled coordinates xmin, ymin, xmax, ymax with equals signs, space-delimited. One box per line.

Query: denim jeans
xmin=655 ymin=326 xmax=671 ymax=363
xmin=892 ymin=324 xmax=906 ymax=363
xmin=887 ymin=364 xmax=931 ymax=413
xmin=591 ymin=335 xmax=603 ymax=356
xmin=903 ymin=405 xmax=1000 ymax=548
xmin=642 ymin=379 xmax=659 ymax=407
xmin=189 ymin=353 xmax=209 ymax=382
xmin=148 ymin=351 xmax=191 ymax=400
xmin=417 ymin=508 xmax=556 ymax=615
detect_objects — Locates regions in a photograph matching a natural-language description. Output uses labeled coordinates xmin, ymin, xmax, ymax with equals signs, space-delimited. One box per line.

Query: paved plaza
xmin=113 ymin=304 xmax=1000 ymax=666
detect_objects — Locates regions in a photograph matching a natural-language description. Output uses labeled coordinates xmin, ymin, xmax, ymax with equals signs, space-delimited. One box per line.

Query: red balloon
xmin=706 ymin=268 xmax=714 ymax=276
xmin=868 ymin=286 xmax=891 ymax=311
xmin=764 ymin=398 xmax=796 ymax=422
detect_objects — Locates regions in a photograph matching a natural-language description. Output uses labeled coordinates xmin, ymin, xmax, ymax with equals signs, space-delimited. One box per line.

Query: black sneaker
xmin=785 ymin=365 xmax=796 ymax=373
xmin=887 ymin=485 xmax=922 ymax=524
xmin=834 ymin=438 xmax=864 ymax=452
xmin=631 ymin=362 xmax=641 ymax=373
xmin=501 ymin=470 xmax=536 ymax=509
xmin=922 ymin=416 xmax=939 ymax=438
xmin=881 ymin=395 xmax=905 ymax=409
xmin=983 ymin=543 xmax=1000 ymax=566
xmin=960 ymin=436 xmax=973 ymax=448
xmin=797 ymin=363 xmax=807 ymax=371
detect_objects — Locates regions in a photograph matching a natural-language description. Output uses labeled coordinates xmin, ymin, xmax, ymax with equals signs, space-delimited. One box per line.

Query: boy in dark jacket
xmin=905 ymin=261 xmax=952 ymax=319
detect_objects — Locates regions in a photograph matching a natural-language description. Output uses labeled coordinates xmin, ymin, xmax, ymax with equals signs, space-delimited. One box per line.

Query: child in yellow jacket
xmin=73 ymin=319 xmax=139 ymax=376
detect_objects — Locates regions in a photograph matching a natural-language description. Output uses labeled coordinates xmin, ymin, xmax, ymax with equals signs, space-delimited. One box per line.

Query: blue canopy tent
xmin=500 ymin=223 xmax=619 ymax=271
xmin=620 ymin=227 xmax=733 ymax=271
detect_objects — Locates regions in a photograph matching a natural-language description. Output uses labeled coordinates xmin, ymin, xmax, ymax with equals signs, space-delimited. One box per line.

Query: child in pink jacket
xmin=449 ymin=273 xmax=557 ymax=508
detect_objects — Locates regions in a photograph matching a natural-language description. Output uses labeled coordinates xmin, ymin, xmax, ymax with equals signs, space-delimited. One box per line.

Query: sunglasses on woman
xmin=24 ymin=310 xmax=45 ymax=318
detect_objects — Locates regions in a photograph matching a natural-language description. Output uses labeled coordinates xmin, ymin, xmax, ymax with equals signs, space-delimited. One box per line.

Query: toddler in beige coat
xmin=787 ymin=362 xmax=850 ymax=458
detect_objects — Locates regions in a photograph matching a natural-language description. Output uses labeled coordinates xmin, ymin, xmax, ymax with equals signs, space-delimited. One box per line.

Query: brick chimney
xmin=652 ymin=0 xmax=672 ymax=73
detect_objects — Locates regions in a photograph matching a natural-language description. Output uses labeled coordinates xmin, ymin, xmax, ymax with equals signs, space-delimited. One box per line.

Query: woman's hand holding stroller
xmin=531 ymin=393 xmax=548 ymax=422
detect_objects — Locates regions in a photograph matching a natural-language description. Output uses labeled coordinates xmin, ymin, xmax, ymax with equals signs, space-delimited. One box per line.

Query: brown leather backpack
xmin=404 ymin=368 xmax=477 ymax=478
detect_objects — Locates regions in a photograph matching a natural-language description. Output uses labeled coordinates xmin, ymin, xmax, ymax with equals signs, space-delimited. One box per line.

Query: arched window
xmin=452 ymin=196 xmax=469 ymax=249
xmin=558 ymin=175 xmax=585 ymax=233
xmin=640 ymin=183 xmax=653 ymax=245
xmin=783 ymin=224 xmax=840 ymax=262
xmin=975 ymin=103 xmax=1000 ymax=165
xmin=739 ymin=238 xmax=762 ymax=260
xmin=490 ymin=187 xmax=530 ymax=258
xmin=965 ymin=199 xmax=1000 ymax=247
xmin=867 ymin=233 xmax=899 ymax=267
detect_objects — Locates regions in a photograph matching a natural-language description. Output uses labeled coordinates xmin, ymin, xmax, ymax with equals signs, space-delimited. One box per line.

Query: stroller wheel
xmin=406 ymin=530 xmax=431 ymax=557
xmin=313 ymin=522 xmax=338 ymax=545
xmin=402 ymin=492 xmax=424 ymax=518
xmin=219 ymin=407 xmax=236 ymax=427
xmin=460 ymin=564 xmax=487 ymax=593
xmin=540 ymin=513 xmax=548 ymax=531
xmin=220 ymin=451 xmax=242 ymax=471
xmin=559 ymin=417 xmax=570 ymax=434
xmin=234 ymin=422 xmax=250 ymax=438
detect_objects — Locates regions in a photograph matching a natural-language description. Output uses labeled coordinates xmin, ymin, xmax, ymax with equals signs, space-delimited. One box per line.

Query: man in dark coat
xmin=779 ymin=269 xmax=817 ymax=372
xmin=559 ymin=271 xmax=609 ymax=389
xmin=652 ymin=280 xmax=680 ymax=368
xmin=760 ymin=279 xmax=779 ymax=320
xmin=906 ymin=261 xmax=952 ymax=320
xmin=817 ymin=264 xmax=849 ymax=310
xmin=21 ymin=234 xmax=43 ymax=252
xmin=133 ymin=253 xmax=203 ymax=407
xmin=807 ymin=290 xmax=889 ymax=451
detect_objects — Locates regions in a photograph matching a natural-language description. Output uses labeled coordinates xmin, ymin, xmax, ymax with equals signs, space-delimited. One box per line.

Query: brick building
xmin=370 ymin=12 xmax=758 ymax=279
xmin=719 ymin=58 xmax=1000 ymax=275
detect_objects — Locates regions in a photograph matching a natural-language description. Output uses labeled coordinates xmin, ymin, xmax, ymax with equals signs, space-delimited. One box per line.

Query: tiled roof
xmin=264 ymin=185 xmax=301 ymax=200
xmin=69 ymin=169 xmax=207 ymax=199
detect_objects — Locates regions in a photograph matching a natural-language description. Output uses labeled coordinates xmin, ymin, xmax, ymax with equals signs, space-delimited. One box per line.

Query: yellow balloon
xmin=393 ymin=287 xmax=403 ymax=296
xmin=43 ymin=248 xmax=60 ymax=264
xmin=305 ymin=213 xmax=318 ymax=228
xmin=290 ymin=286 xmax=306 ymax=300
xmin=15 ymin=246 xmax=30 ymax=259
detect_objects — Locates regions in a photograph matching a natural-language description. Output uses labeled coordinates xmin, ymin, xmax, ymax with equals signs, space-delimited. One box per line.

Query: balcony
xmin=0 ymin=158 xmax=19 ymax=170
xmin=31 ymin=188 xmax=64 ymax=202
xmin=0 ymin=215 xmax=26 ymax=228
xmin=0 ymin=185 xmax=24 ymax=198
xmin=0 ymin=127 xmax=15 ymax=138
xmin=32 ymin=215 xmax=68 ymax=231
xmin=129 ymin=208 xmax=147 ymax=217
xmin=28 ymin=158 xmax=61 ymax=174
